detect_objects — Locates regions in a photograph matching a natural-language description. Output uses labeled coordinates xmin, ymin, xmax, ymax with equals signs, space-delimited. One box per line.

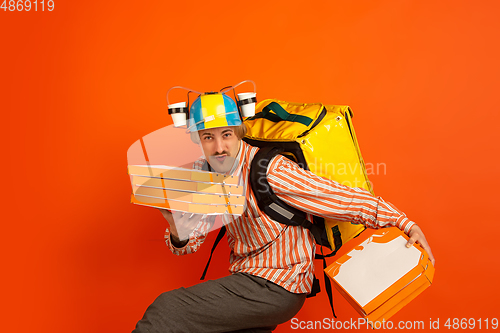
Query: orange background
xmin=2 ymin=0 xmax=499 ymax=332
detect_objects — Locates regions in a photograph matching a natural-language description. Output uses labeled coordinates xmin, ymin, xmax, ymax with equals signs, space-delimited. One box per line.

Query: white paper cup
xmin=237 ymin=92 xmax=256 ymax=117
xmin=168 ymin=102 xmax=187 ymax=127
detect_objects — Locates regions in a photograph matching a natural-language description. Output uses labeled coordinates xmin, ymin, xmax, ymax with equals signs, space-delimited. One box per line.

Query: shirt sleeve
xmin=164 ymin=215 xmax=217 ymax=255
xmin=266 ymin=155 xmax=416 ymax=235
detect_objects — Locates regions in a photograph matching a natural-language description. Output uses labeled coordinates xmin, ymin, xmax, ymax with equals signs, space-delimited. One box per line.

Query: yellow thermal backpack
xmin=243 ymin=99 xmax=373 ymax=254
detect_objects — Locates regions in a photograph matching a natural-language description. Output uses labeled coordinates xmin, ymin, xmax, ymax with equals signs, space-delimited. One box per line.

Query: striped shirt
xmin=164 ymin=141 xmax=415 ymax=294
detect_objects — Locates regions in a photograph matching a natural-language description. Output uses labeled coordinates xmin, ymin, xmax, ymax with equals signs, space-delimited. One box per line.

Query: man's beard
xmin=207 ymin=152 xmax=237 ymax=174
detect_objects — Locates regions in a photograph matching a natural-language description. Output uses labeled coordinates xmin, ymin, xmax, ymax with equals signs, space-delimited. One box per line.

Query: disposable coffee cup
xmin=168 ymin=102 xmax=187 ymax=127
xmin=237 ymin=92 xmax=256 ymax=117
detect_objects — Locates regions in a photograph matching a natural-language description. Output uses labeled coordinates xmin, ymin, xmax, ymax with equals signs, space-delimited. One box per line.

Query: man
xmin=133 ymin=92 xmax=435 ymax=333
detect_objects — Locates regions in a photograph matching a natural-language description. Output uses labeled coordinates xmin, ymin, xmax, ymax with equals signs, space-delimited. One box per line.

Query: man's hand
xmin=159 ymin=209 xmax=205 ymax=246
xmin=406 ymin=224 xmax=436 ymax=266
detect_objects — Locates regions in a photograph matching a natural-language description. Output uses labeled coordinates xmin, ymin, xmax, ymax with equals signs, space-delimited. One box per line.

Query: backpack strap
xmin=315 ymin=225 xmax=343 ymax=259
xmin=200 ymin=225 xmax=226 ymax=280
xmin=250 ymin=146 xmax=324 ymax=244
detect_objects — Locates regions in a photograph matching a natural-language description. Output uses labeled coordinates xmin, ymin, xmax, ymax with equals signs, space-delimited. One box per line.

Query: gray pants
xmin=133 ymin=273 xmax=306 ymax=333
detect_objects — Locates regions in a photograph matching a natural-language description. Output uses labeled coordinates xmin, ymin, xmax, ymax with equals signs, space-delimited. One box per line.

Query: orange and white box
xmin=324 ymin=227 xmax=435 ymax=327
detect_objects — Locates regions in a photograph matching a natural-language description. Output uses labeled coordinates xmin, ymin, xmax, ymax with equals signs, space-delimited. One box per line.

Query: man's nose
xmin=214 ymin=137 xmax=225 ymax=154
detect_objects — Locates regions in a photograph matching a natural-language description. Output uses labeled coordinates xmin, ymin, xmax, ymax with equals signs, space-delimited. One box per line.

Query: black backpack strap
xmin=323 ymin=254 xmax=337 ymax=318
xmin=250 ymin=147 xmax=314 ymax=229
xmin=315 ymin=244 xmax=338 ymax=318
xmin=315 ymin=225 xmax=342 ymax=259
xmin=250 ymin=146 xmax=336 ymax=252
xmin=307 ymin=277 xmax=321 ymax=298
xmin=304 ymin=247 xmax=336 ymax=317
xmin=314 ymin=226 xmax=340 ymax=317
xmin=200 ymin=225 xmax=226 ymax=280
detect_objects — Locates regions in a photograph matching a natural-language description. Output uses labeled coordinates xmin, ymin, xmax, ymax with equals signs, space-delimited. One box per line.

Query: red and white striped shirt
xmin=164 ymin=141 xmax=415 ymax=294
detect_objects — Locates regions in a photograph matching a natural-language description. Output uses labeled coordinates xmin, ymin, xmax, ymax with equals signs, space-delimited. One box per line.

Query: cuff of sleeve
xmin=396 ymin=216 xmax=416 ymax=236
xmin=164 ymin=228 xmax=191 ymax=255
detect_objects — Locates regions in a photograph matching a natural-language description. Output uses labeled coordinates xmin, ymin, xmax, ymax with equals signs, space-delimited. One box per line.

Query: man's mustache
xmin=213 ymin=152 xmax=229 ymax=156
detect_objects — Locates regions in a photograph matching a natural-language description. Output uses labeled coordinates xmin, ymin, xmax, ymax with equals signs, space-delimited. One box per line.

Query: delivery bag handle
xmin=261 ymin=102 xmax=313 ymax=126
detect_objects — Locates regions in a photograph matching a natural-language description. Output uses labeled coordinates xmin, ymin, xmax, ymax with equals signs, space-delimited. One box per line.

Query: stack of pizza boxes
xmin=128 ymin=165 xmax=245 ymax=215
